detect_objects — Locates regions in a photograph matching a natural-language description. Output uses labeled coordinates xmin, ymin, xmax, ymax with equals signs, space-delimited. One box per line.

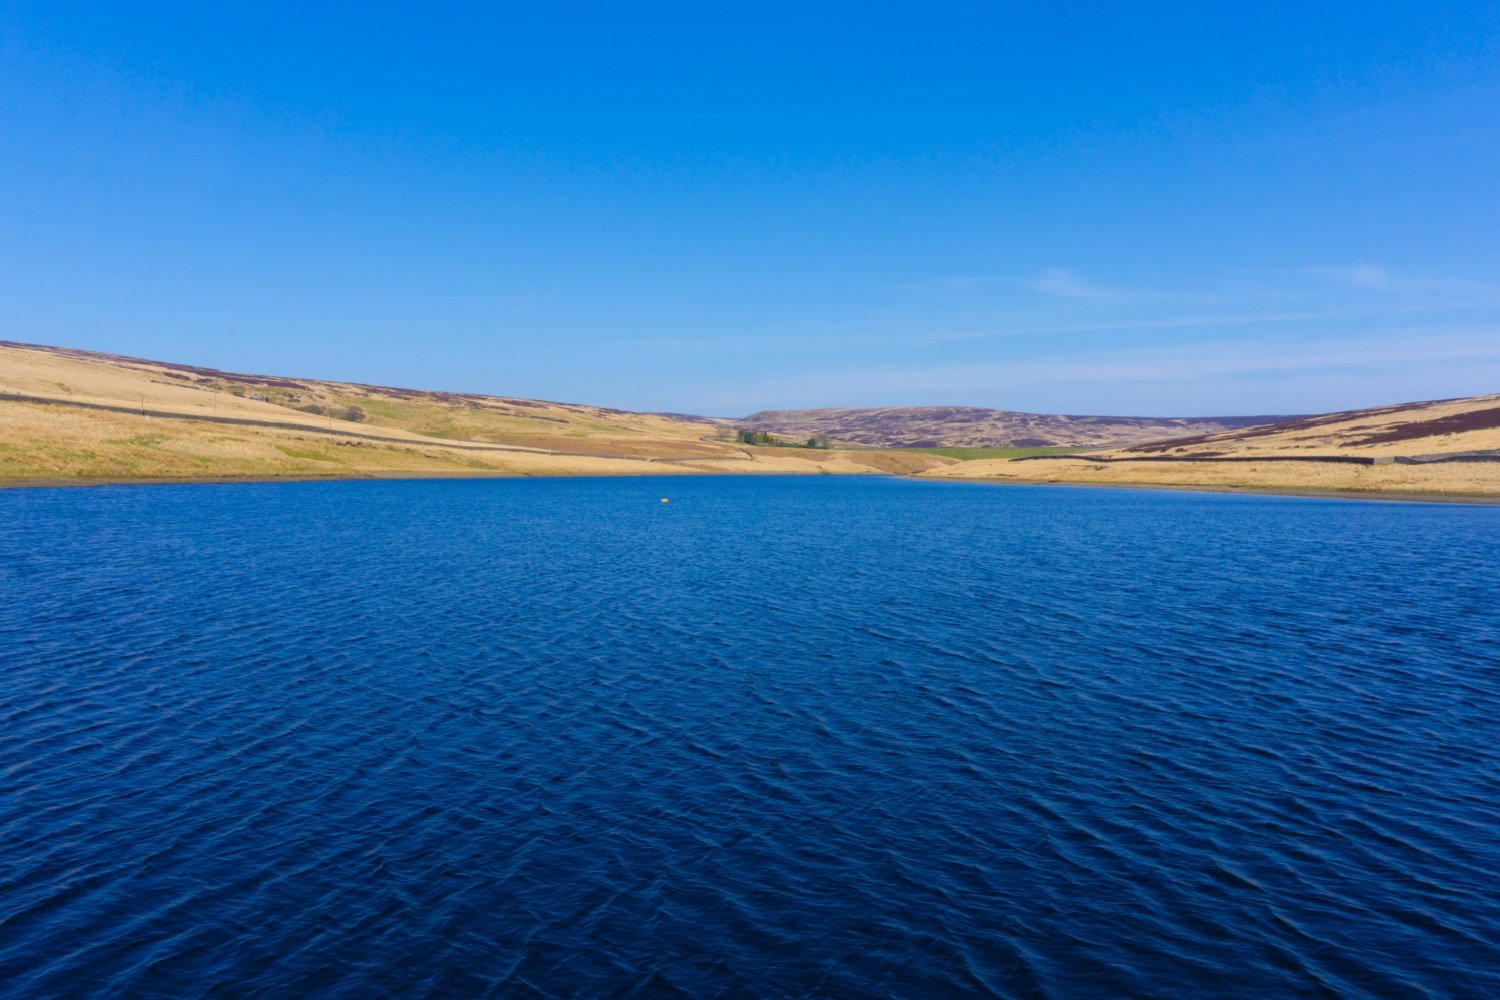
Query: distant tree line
xmin=736 ymin=429 xmax=828 ymax=449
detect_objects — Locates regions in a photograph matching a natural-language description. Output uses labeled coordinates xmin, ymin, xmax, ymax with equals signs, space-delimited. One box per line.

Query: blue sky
xmin=3 ymin=2 xmax=1498 ymax=416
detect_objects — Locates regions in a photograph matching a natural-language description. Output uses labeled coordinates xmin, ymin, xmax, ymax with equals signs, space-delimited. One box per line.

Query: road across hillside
xmin=1 ymin=392 xmax=746 ymax=463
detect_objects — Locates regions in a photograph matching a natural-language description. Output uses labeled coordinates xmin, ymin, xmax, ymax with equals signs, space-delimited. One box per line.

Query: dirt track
xmin=0 ymin=392 xmax=744 ymax=463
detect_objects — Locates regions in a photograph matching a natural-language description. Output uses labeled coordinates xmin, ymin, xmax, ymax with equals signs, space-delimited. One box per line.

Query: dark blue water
xmin=2 ymin=476 xmax=1498 ymax=998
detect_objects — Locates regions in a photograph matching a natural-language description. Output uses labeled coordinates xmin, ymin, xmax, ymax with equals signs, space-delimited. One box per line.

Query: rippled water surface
xmin=3 ymin=476 xmax=1499 ymax=998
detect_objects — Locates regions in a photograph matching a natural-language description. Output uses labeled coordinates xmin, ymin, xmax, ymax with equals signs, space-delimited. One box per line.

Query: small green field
xmin=904 ymin=446 xmax=1090 ymax=460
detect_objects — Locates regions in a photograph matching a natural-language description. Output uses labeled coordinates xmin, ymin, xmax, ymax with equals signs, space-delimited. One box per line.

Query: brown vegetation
xmin=0 ymin=342 xmax=953 ymax=484
xmin=6 ymin=340 xmax=1492 ymax=499
xmin=736 ymin=405 xmax=1297 ymax=449
xmin=923 ymin=392 xmax=1500 ymax=499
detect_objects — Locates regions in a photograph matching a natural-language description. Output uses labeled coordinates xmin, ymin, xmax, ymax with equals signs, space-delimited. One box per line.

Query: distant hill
xmin=0 ymin=342 xmax=955 ymax=483
xmin=919 ymin=391 xmax=1500 ymax=499
xmin=1115 ymin=393 xmax=1500 ymax=458
xmin=737 ymin=406 xmax=1301 ymax=449
xmin=8 ymin=339 xmax=1492 ymax=497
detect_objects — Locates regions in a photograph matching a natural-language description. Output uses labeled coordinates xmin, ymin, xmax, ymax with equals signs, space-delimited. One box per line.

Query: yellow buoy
xmin=660 ymin=498 xmax=669 ymax=503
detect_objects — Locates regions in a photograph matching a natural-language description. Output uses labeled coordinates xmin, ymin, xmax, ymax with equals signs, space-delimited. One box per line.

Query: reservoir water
xmin=2 ymin=475 xmax=1498 ymax=998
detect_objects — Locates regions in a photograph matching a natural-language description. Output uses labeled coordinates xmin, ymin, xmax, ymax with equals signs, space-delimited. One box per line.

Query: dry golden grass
xmin=10 ymin=340 xmax=1488 ymax=498
xmin=921 ymin=455 xmax=1500 ymax=499
xmin=921 ymin=392 xmax=1500 ymax=499
xmin=0 ymin=342 xmax=955 ymax=485
xmin=696 ymin=445 xmax=955 ymax=476
xmin=0 ymin=402 xmax=958 ymax=484
xmin=0 ymin=402 xmax=700 ymax=481
xmin=1112 ymin=392 xmax=1500 ymax=459
xmin=0 ymin=342 xmax=724 ymax=450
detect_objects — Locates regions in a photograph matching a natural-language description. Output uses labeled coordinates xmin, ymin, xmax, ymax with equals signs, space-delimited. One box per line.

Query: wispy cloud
xmin=910 ymin=309 xmax=1350 ymax=344
xmin=742 ymin=327 xmax=1500 ymax=407
xmin=1307 ymin=263 xmax=1496 ymax=296
xmin=896 ymin=269 xmax=1161 ymax=299
xmin=1316 ymin=262 xmax=1396 ymax=290
xmin=1029 ymin=267 xmax=1213 ymax=304
xmin=617 ymin=298 xmax=1498 ymax=355
xmin=1032 ymin=267 xmax=1115 ymax=299
xmin=907 ymin=263 xmax=1500 ymax=308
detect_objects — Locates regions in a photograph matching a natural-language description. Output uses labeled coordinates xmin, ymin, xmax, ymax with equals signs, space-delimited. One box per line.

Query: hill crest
xmin=738 ymin=406 xmax=1302 ymax=449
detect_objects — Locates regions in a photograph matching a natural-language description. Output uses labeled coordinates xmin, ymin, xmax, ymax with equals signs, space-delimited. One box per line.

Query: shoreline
xmin=3 ymin=467 xmax=1499 ymax=505
xmin=0 ymin=468 xmax=705 ymax=490
xmin=924 ymin=473 xmax=1500 ymax=505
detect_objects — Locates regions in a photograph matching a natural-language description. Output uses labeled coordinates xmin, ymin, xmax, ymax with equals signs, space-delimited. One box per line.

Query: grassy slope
xmin=905 ymin=446 xmax=1089 ymax=460
xmin=0 ymin=343 xmax=957 ymax=484
xmin=921 ymin=393 xmax=1500 ymax=498
xmin=8 ymin=341 xmax=1492 ymax=498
